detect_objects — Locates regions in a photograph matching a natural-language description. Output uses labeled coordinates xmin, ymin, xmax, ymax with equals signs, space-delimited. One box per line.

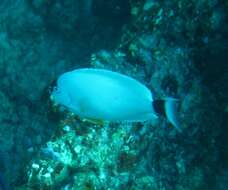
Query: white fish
xmin=51 ymin=68 xmax=180 ymax=130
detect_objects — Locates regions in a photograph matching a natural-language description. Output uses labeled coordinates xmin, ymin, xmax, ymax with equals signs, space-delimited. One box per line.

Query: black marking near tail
xmin=153 ymin=100 xmax=166 ymax=117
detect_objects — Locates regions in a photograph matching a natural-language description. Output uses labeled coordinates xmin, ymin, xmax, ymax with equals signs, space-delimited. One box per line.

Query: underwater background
xmin=0 ymin=0 xmax=227 ymax=189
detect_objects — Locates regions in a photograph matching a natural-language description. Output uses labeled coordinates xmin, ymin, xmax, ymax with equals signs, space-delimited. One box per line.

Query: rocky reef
xmin=0 ymin=0 xmax=227 ymax=189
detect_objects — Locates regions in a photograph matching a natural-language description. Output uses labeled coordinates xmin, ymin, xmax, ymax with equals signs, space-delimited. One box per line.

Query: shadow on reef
xmin=26 ymin=0 xmax=131 ymax=49
xmin=190 ymin=5 xmax=228 ymax=188
xmin=0 ymin=0 xmax=131 ymax=188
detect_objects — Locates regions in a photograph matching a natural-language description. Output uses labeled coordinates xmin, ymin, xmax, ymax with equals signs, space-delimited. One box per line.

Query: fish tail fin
xmin=164 ymin=98 xmax=181 ymax=132
xmin=153 ymin=98 xmax=181 ymax=132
